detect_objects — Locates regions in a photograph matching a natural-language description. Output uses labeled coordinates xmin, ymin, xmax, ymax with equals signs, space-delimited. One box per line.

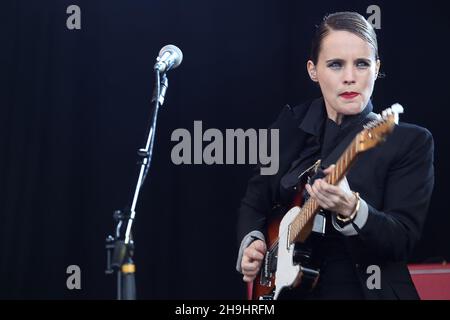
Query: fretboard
xmin=288 ymin=136 xmax=359 ymax=245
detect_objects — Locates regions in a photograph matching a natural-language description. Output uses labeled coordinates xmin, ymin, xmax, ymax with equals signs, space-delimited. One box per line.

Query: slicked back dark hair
xmin=310 ymin=11 xmax=379 ymax=64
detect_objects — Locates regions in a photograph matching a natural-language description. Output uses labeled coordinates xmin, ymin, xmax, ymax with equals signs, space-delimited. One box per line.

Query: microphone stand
xmin=105 ymin=70 xmax=169 ymax=300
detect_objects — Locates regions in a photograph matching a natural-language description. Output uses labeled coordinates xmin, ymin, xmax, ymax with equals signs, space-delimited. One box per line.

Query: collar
xmin=299 ymin=97 xmax=374 ymax=136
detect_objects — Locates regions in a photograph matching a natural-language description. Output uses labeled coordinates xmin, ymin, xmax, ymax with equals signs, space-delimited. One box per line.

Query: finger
xmin=252 ymin=240 xmax=267 ymax=254
xmin=248 ymin=250 xmax=264 ymax=261
xmin=312 ymin=183 xmax=334 ymax=208
xmin=315 ymin=193 xmax=333 ymax=209
xmin=306 ymin=184 xmax=321 ymax=205
xmin=253 ymin=251 xmax=265 ymax=261
xmin=315 ymin=179 xmax=326 ymax=193
xmin=242 ymin=254 xmax=251 ymax=267
xmin=323 ymin=182 xmax=352 ymax=204
xmin=242 ymin=268 xmax=259 ymax=278
xmin=317 ymin=190 xmax=344 ymax=211
xmin=315 ymin=179 xmax=334 ymax=195
xmin=319 ymin=180 xmax=348 ymax=203
xmin=318 ymin=182 xmax=342 ymax=205
xmin=243 ymin=270 xmax=259 ymax=279
xmin=317 ymin=179 xmax=334 ymax=191
xmin=245 ymin=247 xmax=265 ymax=261
xmin=321 ymin=178 xmax=345 ymax=193
xmin=307 ymin=183 xmax=319 ymax=201
xmin=243 ymin=248 xmax=253 ymax=261
xmin=319 ymin=180 xmax=342 ymax=196
xmin=305 ymin=183 xmax=313 ymax=195
xmin=312 ymin=182 xmax=326 ymax=200
xmin=310 ymin=182 xmax=336 ymax=208
xmin=244 ymin=247 xmax=258 ymax=259
xmin=242 ymin=261 xmax=260 ymax=273
xmin=323 ymin=164 xmax=336 ymax=174
xmin=242 ymin=264 xmax=258 ymax=274
xmin=241 ymin=257 xmax=256 ymax=271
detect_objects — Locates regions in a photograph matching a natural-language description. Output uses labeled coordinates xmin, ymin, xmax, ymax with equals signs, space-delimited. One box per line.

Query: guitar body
xmin=250 ymin=186 xmax=321 ymax=300
xmin=249 ymin=213 xmax=282 ymax=300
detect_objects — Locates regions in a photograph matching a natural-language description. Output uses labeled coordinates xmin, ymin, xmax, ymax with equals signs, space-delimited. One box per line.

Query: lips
xmin=339 ymin=92 xmax=359 ymax=99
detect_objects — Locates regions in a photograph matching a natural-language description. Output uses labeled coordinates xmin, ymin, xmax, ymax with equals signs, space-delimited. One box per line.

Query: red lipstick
xmin=340 ymin=92 xmax=359 ymax=99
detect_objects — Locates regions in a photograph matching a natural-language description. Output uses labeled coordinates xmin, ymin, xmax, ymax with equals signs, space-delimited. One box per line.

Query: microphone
xmin=153 ymin=45 xmax=183 ymax=73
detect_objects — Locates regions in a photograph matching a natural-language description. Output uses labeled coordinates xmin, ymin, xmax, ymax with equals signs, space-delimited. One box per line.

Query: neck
xmin=325 ymin=105 xmax=343 ymax=125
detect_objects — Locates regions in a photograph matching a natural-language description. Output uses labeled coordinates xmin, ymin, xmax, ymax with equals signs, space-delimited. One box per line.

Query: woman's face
xmin=307 ymin=30 xmax=380 ymax=123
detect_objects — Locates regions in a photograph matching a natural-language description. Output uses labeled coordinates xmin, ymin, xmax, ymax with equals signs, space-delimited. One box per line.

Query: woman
xmin=236 ymin=11 xmax=434 ymax=299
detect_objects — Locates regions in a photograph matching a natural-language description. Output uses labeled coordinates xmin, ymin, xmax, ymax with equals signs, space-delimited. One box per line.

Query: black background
xmin=1 ymin=0 xmax=449 ymax=299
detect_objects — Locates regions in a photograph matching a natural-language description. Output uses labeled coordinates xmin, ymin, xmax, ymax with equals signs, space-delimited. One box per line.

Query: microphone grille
xmin=159 ymin=44 xmax=183 ymax=69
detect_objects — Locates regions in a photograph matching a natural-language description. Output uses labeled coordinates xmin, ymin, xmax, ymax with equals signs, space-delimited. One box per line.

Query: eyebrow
xmin=325 ymin=58 xmax=372 ymax=63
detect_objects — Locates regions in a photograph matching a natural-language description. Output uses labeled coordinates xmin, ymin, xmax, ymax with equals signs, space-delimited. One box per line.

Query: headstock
xmin=356 ymin=103 xmax=404 ymax=153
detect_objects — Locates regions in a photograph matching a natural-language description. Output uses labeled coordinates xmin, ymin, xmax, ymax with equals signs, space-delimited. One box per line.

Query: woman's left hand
xmin=305 ymin=164 xmax=357 ymax=218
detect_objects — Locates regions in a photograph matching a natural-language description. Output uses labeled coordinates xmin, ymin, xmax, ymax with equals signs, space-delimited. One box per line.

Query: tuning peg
xmin=391 ymin=103 xmax=404 ymax=114
xmin=390 ymin=103 xmax=403 ymax=124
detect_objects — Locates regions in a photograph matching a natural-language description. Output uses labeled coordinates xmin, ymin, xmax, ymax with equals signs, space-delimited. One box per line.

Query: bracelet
xmin=336 ymin=192 xmax=360 ymax=223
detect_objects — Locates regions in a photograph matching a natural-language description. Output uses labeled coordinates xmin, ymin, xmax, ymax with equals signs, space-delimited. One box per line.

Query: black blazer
xmin=237 ymin=98 xmax=435 ymax=299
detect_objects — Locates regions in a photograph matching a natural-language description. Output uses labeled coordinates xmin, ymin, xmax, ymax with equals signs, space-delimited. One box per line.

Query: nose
xmin=343 ymin=66 xmax=356 ymax=85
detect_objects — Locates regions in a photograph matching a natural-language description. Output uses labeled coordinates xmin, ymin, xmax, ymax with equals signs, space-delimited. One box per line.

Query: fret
xmin=307 ymin=201 xmax=314 ymax=221
xmin=338 ymin=159 xmax=342 ymax=180
xmin=334 ymin=161 xmax=338 ymax=183
xmin=307 ymin=204 xmax=312 ymax=220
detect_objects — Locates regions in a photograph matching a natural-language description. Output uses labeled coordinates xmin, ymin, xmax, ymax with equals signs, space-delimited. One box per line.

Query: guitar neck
xmin=288 ymin=136 xmax=359 ymax=245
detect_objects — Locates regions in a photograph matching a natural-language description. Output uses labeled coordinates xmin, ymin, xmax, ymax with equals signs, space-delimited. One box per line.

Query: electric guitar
xmin=249 ymin=104 xmax=404 ymax=300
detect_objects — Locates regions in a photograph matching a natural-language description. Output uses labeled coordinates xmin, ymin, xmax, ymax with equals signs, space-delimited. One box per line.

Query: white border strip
xmin=409 ymin=269 xmax=450 ymax=275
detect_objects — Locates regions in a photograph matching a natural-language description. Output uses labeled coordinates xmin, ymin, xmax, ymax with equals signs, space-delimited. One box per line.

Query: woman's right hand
xmin=241 ymin=240 xmax=267 ymax=282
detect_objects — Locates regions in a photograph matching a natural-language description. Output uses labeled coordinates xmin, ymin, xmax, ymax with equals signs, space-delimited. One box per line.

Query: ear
xmin=307 ymin=60 xmax=318 ymax=82
xmin=375 ymin=59 xmax=381 ymax=78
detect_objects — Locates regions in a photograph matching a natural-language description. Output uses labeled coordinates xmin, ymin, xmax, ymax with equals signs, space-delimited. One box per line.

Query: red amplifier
xmin=408 ymin=263 xmax=450 ymax=300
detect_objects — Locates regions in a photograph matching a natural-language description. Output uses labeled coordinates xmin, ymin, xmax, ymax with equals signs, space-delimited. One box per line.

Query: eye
xmin=356 ymin=60 xmax=371 ymax=68
xmin=327 ymin=61 xmax=342 ymax=69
